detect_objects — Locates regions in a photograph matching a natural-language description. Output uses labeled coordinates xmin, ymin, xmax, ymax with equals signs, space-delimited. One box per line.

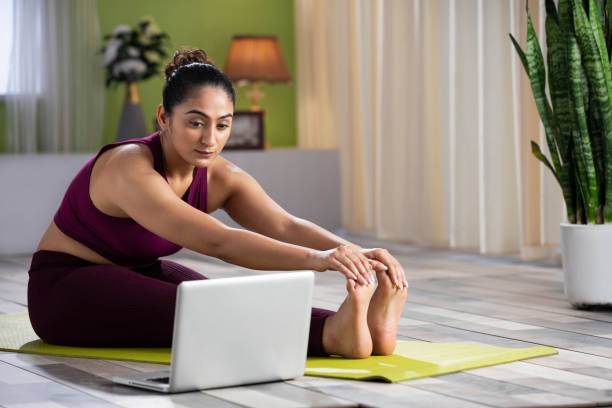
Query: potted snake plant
xmin=511 ymin=0 xmax=612 ymax=307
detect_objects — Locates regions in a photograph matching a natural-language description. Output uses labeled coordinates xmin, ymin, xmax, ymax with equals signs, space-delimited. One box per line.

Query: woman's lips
xmin=195 ymin=149 xmax=215 ymax=157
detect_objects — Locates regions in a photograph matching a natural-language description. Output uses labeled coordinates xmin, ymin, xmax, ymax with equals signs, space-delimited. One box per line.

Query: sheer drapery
xmin=5 ymin=0 xmax=104 ymax=152
xmin=295 ymin=0 xmax=563 ymax=260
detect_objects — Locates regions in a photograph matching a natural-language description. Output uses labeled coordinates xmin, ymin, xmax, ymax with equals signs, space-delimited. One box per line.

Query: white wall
xmin=0 ymin=149 xmax=341 ymax=255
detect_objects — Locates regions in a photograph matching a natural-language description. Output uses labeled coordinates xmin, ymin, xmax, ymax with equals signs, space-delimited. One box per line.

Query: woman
xmin=28 ymin=49 xmax=408 ymax=359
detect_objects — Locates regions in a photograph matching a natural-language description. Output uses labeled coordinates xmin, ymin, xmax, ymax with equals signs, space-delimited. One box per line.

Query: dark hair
xmin=162 ymin=48 xmax=236 ymax=114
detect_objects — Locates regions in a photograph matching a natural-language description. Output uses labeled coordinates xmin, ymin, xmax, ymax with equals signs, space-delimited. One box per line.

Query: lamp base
xmin=247 ymin=82 xmax=264 ymax=111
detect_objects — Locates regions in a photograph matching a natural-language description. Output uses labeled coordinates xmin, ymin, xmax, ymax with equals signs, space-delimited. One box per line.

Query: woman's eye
xmin=217 ymin=124 xmax=229 ymax=130
xmin=190 ymin=121 xmax=204 ymax=127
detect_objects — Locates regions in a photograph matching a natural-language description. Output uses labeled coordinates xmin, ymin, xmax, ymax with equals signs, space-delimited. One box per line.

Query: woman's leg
xmin=151 ymin=261 xmax=341 ymax=358
xmin=27 ymin=251 xmax=377 ymax=356
xmin=307 ymin=308 xmax=335 ymax=356
xmin=27 ymin=251 xmax=207 ymax=347
xmin=134 ymin=259 xmax=209 ymax=284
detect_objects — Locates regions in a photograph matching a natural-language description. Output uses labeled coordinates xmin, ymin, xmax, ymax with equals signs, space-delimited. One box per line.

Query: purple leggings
xmin=27 ymin=250 xmax=335 ymax=356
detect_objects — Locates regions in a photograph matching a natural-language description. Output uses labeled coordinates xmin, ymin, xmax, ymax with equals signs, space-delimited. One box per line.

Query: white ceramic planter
xmin=560 ymin=222 xmax=612 ymax=307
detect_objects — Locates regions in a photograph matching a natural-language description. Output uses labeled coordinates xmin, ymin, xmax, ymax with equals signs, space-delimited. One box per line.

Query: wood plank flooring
xmin=1 ymin=239 xmax=611 ymax=407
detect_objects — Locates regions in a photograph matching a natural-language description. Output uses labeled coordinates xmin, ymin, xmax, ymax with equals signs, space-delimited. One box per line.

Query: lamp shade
xmin=224 ymin=35 xmax=291 ymax=84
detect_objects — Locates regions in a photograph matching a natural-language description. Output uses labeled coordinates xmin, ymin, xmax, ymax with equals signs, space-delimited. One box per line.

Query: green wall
xmin=0 ymin=0 xmax=296 ymax=151
xmin=97 ymin=0 xmax=296 ymax=148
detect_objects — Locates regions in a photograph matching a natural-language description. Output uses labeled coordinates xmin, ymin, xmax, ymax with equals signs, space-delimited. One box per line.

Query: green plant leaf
xmin=587 ymin=93 xmax=606 ymax=211
xmin=546 ymin=14 xmax=580 ymax=221
xmin=606 ymin=0 xmax=612 ymax=56
xmin=546 ymin=0 xmax=560 ymax=24
xmin=572 ymin=0 xmax=612 ymax=220
xmin=560 ymin=1 xmax=590 ymax=110
xmin=567 ymin=27 xmax=599 ymax=221
xmin=547 ymin=16 xmax=572 ymax=163
xmin=561 ymin=137 xmax=578 ymax=223
xmin=570 ymin=138 xmax=588 ymax=223
xmin=559 ymin=0 xmax=573 ymax=34
xmin=509 ymin=34 xmax=529 ymax=73
xmin=524 ymin=8 xmax=563 ymax=178
xmin=594 ymin=0 xmax=606 ymax=30
xmin=512 ymin=3 xmax=578 ymax=219
xmin=563 ymin=3 xmax=588 ymax=224
xmin=531 ymin=141 xmax=561 ymax=185
xmin=589 ymin=0 xmax=612 ymax=104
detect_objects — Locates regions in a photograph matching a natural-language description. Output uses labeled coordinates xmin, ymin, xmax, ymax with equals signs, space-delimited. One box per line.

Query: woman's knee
xmin=158 ymin=260 xmax=208 ymax=283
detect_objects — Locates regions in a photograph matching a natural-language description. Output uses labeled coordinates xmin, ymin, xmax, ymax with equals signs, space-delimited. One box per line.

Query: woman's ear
xmin=156 ymin=104 xmax=169 ymax=131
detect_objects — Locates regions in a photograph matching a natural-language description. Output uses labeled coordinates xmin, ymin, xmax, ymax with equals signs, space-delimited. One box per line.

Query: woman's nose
xmin=199 ymin=125 xmax=216 ymax=145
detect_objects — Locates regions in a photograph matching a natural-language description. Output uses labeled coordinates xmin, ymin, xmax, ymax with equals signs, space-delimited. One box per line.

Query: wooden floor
xmin=2 ymin=237 xmax=612 ymax=408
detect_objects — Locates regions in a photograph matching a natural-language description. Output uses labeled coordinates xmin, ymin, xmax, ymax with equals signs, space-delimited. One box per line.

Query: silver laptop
xmin=112 ymin=271 xmax=315 ymax=393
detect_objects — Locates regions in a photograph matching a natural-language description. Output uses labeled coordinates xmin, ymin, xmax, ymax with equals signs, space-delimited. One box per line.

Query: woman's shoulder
xmin=206 ymin=155 xmax=260 ymax=207
xmin=209 ymin=154 xmax=249 ymax=186
xmin=97 ymin=142 xmax=155 ymax=174
xmin=91 ymin=141 xmax=157 ymax=191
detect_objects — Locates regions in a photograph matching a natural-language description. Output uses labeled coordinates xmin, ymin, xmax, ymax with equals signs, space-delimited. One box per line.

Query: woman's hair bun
xmin=164 ymin=48 xmax=215 ymax=80
xmin=162 ymin=47 xmax=236 ymax=113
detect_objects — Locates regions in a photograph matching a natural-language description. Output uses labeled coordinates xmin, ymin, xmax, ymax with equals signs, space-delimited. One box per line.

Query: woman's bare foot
xmin=321 ymin=279 xmax=376 ymax=359
xmin=367 ymin=269 xmax=407 ymax=355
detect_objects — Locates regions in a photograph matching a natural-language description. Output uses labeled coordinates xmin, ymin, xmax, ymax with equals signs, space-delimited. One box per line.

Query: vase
xmin=560 ymin=222 xmax=612 ymax=308
xmin=116 ymin=82 xmax=148 ymax=141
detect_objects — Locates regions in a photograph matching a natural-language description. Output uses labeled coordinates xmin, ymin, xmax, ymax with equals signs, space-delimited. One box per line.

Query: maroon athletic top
xmin=53 ymin=131 xmax=208 ymax=267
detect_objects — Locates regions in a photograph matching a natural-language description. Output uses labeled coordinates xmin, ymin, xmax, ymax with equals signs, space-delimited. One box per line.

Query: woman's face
xmin=159 ymin=85 xmax=234 ymax=167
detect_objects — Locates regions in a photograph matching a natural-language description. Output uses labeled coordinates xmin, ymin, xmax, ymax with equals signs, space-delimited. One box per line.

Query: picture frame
xmin=224 ymin=111 xmax=264 ymax=150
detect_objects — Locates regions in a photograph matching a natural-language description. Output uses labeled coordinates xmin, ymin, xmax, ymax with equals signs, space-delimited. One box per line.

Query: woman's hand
xmin=312 ymin=244 xmax=378 ymax=286
xmin=360 ymin=248 xmax=408 ymax=289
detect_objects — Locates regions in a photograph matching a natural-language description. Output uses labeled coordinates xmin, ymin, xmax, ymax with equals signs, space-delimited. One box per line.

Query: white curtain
xmin=295 ymin=0 xmax=563 ymax=260
xmin=5 ymin=0 xmax=105 ymax=152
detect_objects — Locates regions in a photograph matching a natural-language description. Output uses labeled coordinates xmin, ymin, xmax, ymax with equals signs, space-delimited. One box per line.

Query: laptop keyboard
xmin=149 ymin=377 xmax=170 ymax=384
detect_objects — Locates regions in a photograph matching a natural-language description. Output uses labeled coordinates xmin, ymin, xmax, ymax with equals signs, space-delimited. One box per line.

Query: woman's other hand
xmin=312 ymin=245 xmax=376 ymax=286
xmin=360 ymin=248 xmax=407 ymax=289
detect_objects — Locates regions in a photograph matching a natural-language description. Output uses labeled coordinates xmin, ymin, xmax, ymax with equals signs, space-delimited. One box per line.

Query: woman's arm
xmin=278 ymin=216 xmax=352 ymax=250
xmin=221 ymin=164 xmax=407 ymax=288
xmin=260 ymin=215 xmax=407 ymax=288
xmin=220 ymin=163 xmax=352 ymax=250
xmin=104 ymin=149 xmax=375 ymax=285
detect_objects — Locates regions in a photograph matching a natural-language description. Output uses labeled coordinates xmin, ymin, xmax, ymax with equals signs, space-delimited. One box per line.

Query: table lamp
xmin=223 ymin=35 xmax=291 ymax=111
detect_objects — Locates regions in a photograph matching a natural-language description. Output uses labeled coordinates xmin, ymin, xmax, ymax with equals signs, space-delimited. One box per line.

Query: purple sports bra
xmin=53 ymin=132 xmax=208 ymax=267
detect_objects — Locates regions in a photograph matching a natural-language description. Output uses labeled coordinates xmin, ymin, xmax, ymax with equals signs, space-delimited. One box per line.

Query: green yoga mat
xmin=0 ymin=312 xmax=557 ymax=383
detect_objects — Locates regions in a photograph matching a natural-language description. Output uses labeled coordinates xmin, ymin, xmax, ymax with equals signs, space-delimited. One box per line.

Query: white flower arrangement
xmin=101 ymin=16 xmax=169 ymax=87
